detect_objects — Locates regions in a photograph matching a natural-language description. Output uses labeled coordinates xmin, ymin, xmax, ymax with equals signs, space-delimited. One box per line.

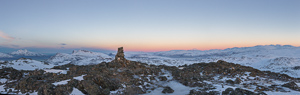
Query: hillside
xmin=0 ymin=47 xmax=299 ymax=95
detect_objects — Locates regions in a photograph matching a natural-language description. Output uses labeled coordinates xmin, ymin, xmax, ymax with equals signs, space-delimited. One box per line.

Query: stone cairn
xmin=114 ymin=47 xmax=130 ymax=66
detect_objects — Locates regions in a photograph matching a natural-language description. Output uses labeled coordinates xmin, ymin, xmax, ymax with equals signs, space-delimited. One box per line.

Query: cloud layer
xmin=0 ymin=31 xmax=15 ymax=40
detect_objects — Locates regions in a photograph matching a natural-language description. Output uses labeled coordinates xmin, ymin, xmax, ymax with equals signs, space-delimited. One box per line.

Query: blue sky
xmin=0 ymin=0 xmax=299 ymax=51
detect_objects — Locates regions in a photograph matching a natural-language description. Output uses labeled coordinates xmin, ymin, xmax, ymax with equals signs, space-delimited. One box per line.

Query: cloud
xmin=60 ymin=43 xmax=67 ymax=45
xmin=0 ymin=31 xmax=15 ymax=40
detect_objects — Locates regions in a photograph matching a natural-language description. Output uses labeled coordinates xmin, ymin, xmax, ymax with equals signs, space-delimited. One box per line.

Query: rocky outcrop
xmin=282 ymin=82 xmax=300 ymax=91
xmin=222 ymin=88 xmax=267 ymax=95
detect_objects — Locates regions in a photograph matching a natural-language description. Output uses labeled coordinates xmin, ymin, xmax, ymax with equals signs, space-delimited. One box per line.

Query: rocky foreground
xmin=1 ymin=47 xmax=300 ymax=95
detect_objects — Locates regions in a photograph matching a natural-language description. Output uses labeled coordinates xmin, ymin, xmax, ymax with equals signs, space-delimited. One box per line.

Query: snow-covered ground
xmin=45 ymin=50 xmax=113 ymax=65
xmin=0 ymin=52 xmax=13 ymax=58
xmin=0 ymin=58 xmax=54 ymax=70
xmin=125 ymin=45 xmax=300 ymax=78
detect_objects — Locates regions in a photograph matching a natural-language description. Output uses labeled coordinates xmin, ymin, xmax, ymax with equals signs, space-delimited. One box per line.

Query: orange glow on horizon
xmin=96 ymin=43 xmax=300 ymax=52
xmin=98 ymin=44 xmax=260 ymax=52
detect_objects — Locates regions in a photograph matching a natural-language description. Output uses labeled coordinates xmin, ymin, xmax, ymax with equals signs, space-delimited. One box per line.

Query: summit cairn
xmin=114 ymin=47 xmax=130 ymax=66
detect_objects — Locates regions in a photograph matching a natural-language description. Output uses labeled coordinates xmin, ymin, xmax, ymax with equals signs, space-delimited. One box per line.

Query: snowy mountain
xmin=0 ymin=58 xmax=54 ymax=70
xmin=46 ymin=50 xmax=113 ymax=65
xmin=125 ymin=45 xmax=300 ymax=78
xmin=0 ymin=52 xmax=13 ymax=58
xmin=10 ymin=49 xmax=45 ymax=56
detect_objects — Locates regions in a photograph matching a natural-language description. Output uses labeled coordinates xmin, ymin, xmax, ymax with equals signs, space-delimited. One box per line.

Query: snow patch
xmin=70 ymin=88 xmax=84 ymax=95
xmin=73 ymin=75 xmax=86 ymax=81
xmin=52 ymin=79 xmax=71 ymax=86
xmin=44 ymin=69 xmax=68 ymax=74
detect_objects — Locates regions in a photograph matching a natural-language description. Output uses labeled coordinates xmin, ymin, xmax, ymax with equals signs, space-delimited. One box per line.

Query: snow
xmin=70 ymin=88 xmax=84 ymax=95
xmin=0 ymin=84 xmax=19 ymax=94
xmin=125 ymin=45 xmax=300 ymax=78
xmin=44 ymin=69 xmax=68 ymax=74
xmin=10 ymin=49 xmax=44 ymax=56
xmin=212 ymin=84 xmax=237 ymax=92
xmin=0 ymin=58 xmax=54 ymax=70
xmin=264 ymin=90 xmax=300 ymax=95
xmin=0 ymin=79 xmax=7 ymax=83
xmin=46 ymin=50 xmax=113 ymax=65
xmin=0 ymin=52 xmax=13 ymax=58
xmin=41 ymin=45 xmax=300 ymax=78
xmin=73 ymin=75 xmax=86 ymax=81
xmin=297 ymin=83 xmax=300 ymax=87
xmin=0 ymin=85 xmax=5 ymax=93
xmin=145 ymin=81 xmax=194 ymax=95
xmin=52 ymin=79 xmax=71 ymax=86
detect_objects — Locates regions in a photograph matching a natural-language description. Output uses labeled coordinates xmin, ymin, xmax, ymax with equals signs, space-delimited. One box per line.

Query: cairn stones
xmin=114 ymin=47 xmax=130 ymax=67
xmin=115 ymin=47 xmax=125 ymax=62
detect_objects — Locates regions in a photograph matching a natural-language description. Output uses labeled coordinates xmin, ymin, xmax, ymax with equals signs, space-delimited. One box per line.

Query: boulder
xmin=159 ymin=76 xmax=168 ymax=81
xmin=162 ymin=86 xmax=174 ymax=93
xmin=282 ymin=82 xmax=300 ymax=91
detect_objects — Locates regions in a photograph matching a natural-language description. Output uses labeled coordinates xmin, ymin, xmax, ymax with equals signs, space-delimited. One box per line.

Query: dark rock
xmin=162 ymin=86 xmax=174 ymax=93
xmin=293 ymin=66 xmax=300 ymax=70
xmin=222 ymin=88 xmax=266 ymax=95
xmin=208 ymin=91 xmax=220 ymax=95
xmin=226 ymin=79 xmax=234 ymax=85
xmin=91 ymin=75 xmax=121 ymax=91
xmin=123 ymin=86 xmax=145 ymax=95
xmin=79 ymin=80 xmax=106 ymax=95
xmin=234 ymin=77 xmax=242 ymax=84
xmin=255 ymin=85 xmax=270 ymax=92
xmin=222 ymin=88 xmax=234 ymax=95
xmin=189 ymin=89 xmax=208 ymax=95
xmin=37 ymin=83 xmax=55 ymax=95
xmin=282 ymin=82 xmax=300 ymax=91
xmin=159 ymin=76 xmax=168 ymax=81
xmin=235 ymin=88 xmax=255 ymax=95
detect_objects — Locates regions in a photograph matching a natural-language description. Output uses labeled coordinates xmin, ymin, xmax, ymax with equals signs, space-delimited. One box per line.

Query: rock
xmin=189 ymin=89 xmax=208 ymax=95
xmin=222 ymin=88 xmax=266 ymax=95
xmin=235 ymin=88 xmax=255 ymax=95
xmin=255 ymin=85 xmax=270 ymax=92
xmin=217 ymin=60 xmax=226 ymax=64
xmin=208 ymin=91 xmax=220 ymax=95
xmin=282 ymin=82 xmax=300 ymax=91
xmin=159 ymin=76 xmax=168 ymax=81
xmin=124 ymin=86 xmax=145 ymax=94
xmin=222 ymin=88 xmax=234 ymax=95
xmin=79 ymin=80 xmax=106 ymax=95
xmin=293 ymin=66 xmax=300 ymax=70
xmin=114 ymin=47 xmax=127 ymax=63
xmin=234 ymin=77 xmax=242 ymax=84
xmin=162 ymin=86 xmax=174 ymax=93
xmin=226 ymin=79 xmax=234 ymax=85
xmin=91 ymin=75 xmax=121 ymax=91
xmin=37 ymin=83 xmax=55 ymax=95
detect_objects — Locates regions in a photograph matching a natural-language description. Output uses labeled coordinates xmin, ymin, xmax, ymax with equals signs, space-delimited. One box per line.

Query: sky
xmin=0 ymin=0 xmax=299 ymax=52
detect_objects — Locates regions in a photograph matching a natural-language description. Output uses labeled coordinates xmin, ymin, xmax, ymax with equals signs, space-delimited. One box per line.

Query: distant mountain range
xmin=10 ymin=49 xmax=45 ymax=56
xmin=1 ymin=45 xmax=300 ymax=95
xmin=1 ymin=45 xmax=300 ymax=78
xmin=0 ymin=52 xmax=13 ymax=58
xmin=45 ymin=50 xmax=113 ymax=65
xmin=0 ymin=49 xmax=45 ymax=58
